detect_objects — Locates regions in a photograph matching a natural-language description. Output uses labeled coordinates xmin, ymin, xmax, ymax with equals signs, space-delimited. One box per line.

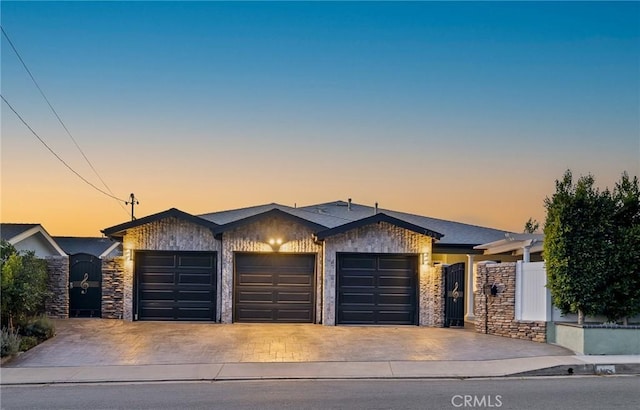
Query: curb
xmin=512 ymin=363 xmax=640 ymax=377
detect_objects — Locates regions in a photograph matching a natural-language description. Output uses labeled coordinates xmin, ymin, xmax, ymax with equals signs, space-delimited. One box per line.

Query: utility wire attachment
xmin=126 ymin=193 xmax=139 ymax=221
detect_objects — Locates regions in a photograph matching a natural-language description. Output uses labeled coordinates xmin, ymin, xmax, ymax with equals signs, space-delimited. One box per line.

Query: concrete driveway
xmin=5 ymin=319 xmax=572 ymax=367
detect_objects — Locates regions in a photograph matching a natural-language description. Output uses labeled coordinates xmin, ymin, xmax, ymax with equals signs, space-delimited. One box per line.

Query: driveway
xmin=5 ymin=319 xmax=572 ymax=367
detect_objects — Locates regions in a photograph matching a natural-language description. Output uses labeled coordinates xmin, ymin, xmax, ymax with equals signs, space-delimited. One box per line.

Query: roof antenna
xmin=348 ymin=198 xmax=352 ymax=211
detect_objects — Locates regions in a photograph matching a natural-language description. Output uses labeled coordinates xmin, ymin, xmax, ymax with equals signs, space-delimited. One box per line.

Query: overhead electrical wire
xmin=1 ymin=94 xmax=128 ymax=203
xmin=1 ymin=25 xmax=130 ymax=214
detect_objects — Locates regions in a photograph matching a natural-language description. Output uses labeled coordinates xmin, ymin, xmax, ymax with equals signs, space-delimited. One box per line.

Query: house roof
xmin=314 ymin=212 xmax=443 ymax=240
xmin=198 ymin=203 xmax=349 ymax=228
xmin=1 ymin=223 xmax=40 ymax=241
xmin=53 ymin=236 xmax=122 ymax=258
xmin=211 ymin=208 xmax=328 ymax=238
xmin=0 ymin=223 xmax=66 ymax=256
xmin=102 ymin=200 xmax=512 ymax=248
xmin=474 ymin=233 xmax=544 ymax=256
xmin=299 ymin=201 xmax=509 ymax=245
xmin=102 ymin=208 xmax=219 ymax=239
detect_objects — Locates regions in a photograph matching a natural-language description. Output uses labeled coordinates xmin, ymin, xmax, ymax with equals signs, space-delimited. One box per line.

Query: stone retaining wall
xmin=474 ymin=262 xmax=546 ymax=342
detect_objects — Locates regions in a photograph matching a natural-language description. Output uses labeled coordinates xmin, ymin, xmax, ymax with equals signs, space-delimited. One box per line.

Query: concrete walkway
xmin=1 ymin=319 xmax=638 ymax=385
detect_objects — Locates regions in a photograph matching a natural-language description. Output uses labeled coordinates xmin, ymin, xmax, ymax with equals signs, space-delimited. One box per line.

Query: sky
xmin=1 ymin=1 xmax=639 ymax=237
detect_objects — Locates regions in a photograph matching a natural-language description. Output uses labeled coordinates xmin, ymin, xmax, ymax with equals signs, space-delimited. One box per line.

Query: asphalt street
xmin=1 ymin=376 xmax=639 ymax=410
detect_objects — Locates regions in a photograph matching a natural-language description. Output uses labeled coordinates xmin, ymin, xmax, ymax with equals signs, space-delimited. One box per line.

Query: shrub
xmin=1 ymin=327 xmax=21 ymax=357
xmin=21 ymin=316 xmax=56 ymax=341
xmin=1 ymin=240 xmax=50 ymax=328
xmin=19 ymin=336 xmax=39 ymax=352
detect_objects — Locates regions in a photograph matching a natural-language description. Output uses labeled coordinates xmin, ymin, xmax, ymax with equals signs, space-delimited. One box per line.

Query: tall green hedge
xmin=544 ymin=171 xmax=640 ymax=324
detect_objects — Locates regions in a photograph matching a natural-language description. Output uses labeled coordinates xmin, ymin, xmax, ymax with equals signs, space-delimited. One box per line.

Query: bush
xmin=20 ymin=316 xmax=56 ymax=341
xmin=1 ymin=327 xmax=21 ymax=357
xmin=19 ymin=336 xmax=39 ymax=352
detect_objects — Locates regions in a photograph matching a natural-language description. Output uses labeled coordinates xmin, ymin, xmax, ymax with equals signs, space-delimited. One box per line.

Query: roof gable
xmin=102 ymin=208 xmax=219 ymax=239
xmin=314 ymin=212 xmax=443 ymax=240
xmin=213 ymin=208 xmax=328 ymax=238
xmin=0 ymin=223 xmax=66 ymax=256
xmin=300 ymin=200 xmax=508 ymax=245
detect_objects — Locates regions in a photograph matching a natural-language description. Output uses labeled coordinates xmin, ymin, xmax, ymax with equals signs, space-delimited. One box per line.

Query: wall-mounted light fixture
xmin=124 ymin=249 xmax=133 ymax=261
xmin=268 ymin=238 xmax=283 ymax=252
xmin=422 ymin=251 xmax=430 ymax=265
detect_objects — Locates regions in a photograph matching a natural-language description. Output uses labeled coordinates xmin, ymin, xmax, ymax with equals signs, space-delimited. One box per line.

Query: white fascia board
xmin=99 ymin=241 xmax=122 ymax=259
xmin=10 ymin=225 xmax=66 ymax=256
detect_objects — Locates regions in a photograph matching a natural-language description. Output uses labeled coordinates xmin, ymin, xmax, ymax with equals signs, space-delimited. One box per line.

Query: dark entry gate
xmin=444 ymin=262 xmax=465 ymax=327
xmin=69 ymin=253 xmax=102 ymax=317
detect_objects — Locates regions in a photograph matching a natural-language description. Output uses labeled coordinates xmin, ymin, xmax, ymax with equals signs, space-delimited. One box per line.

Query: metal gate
xmin=444 ymin=262 xmax=465 ymax=327
xmin=69 ymin=253 xmax=102 ymax=317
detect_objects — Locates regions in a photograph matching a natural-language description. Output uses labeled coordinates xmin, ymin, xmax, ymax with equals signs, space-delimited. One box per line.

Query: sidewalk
xmin=2 ymin=355 xmax=639 ymax=385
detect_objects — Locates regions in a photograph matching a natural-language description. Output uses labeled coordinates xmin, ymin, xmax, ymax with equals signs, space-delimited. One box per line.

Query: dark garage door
xmin=234 ymin=253 xmax=315 ymax=323
xmin=337 ymin=253 xmax=418 ymax=325
xmin=136 ymin=251 xmax=216 ymax=321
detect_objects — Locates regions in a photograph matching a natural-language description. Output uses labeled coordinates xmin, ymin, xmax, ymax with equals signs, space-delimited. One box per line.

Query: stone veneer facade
xmin=322 ymin=221 xmax=439 ymax=326
xmin=121 ymin=217 xmax=220 ymax=321
xmin=113 ymin=215 xmax=444 ymax=326
xmin=220 ymin=214 xmax=323 ymax=323
xmin=474 ymin=262 xmax=546 ymax=342
xmin=101 ymin=257 xmax=124 ymax=319
xmin=45 ymin=256 xmax=69 ymax=318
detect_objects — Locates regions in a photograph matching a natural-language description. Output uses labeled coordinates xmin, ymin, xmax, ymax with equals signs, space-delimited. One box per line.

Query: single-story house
xmin=1 ymin=223 xmax=66 ymax=257
xmin=102 ymin=199 xmax=526 ymax=326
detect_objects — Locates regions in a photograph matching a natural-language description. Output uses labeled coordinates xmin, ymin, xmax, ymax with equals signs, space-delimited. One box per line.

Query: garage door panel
xmin=278 ymin=274 xmax=313 ymax=286
xmin=340 ymin=292 xmax=375 ymax=305
xmin=178 ymin=255 xmax=214 ymax=268
xmin=234 ymin=253 xmax=315 ymax=323
xmin=178 ymin=272 xmax=213 ymax=285
xmin=378 ymin=258 xmax=414 ymax=270
xmin=277 ymin=291 xmax=312 ymax=303
xmin=139 ymin=272 xmax=175 ymax=284
xmin=378 ymin=293 xmax=413 ymax=306
xmin=237 ymin=274 xmax=274 ymax=286
xmin=237 ymin=291 xmax=274 ymax=303
xmin=177 ymin=290 xmax=213 ymax=301
xmin=136 ymin=251 xmax=216 ymax=321
xmin=378 ymin=275 xmax=413 ymax=287
xmin=277 ymin=309 xmax=313 ymax=321
xmin=340 ymin=275 xmax=375 ymax=287
xmin=340 ymin=256 xmax=376 ymax=270
xmin=140 ymin=254 xmax=175 ymax=268
xmin=337 ymin=254 xmax=417 ymax=325
xmin=236 ymin=308 xmax=274 ymax=321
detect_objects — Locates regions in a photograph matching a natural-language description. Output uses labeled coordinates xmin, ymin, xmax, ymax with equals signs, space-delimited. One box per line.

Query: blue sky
xmin=1 ymin=1 xmax=639 ymax=236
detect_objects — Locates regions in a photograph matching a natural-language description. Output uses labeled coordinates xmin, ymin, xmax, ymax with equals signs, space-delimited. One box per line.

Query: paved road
xmin=2 ymin=376 xmax=638 ymax=410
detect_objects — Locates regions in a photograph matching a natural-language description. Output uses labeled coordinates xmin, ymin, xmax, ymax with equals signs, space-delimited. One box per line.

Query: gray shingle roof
xmin=53 ymin=237 xmax=122 ymax=257
xmin=1 ymin=223 xmax=40 ymax=241
xmin=199 ymin=200 xmax=511 ymax=246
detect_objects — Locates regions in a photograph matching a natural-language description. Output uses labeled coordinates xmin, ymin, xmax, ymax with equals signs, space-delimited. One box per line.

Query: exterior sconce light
xmin=268 ymin=238 xmax=283 ymax=252
xmin=125 ymin=249 xmax=133 ymax=261
xmin=422 ymin=252 xmax=430 ymax=265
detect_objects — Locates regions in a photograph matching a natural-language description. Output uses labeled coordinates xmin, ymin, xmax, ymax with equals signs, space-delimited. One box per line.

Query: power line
xmin=1 ymin=25 xmax=129 ymax=215
xmin=1 ymin=94 xmax=128 ymax=203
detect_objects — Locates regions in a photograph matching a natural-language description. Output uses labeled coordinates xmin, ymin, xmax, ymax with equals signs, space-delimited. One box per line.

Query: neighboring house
xmin=102 ymin=199 xmax=522 ymax=326
xmin=53 ymin=236 xmax=122 ymax=259
xmin=0 ymin=223 xmax=66 ymax=257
